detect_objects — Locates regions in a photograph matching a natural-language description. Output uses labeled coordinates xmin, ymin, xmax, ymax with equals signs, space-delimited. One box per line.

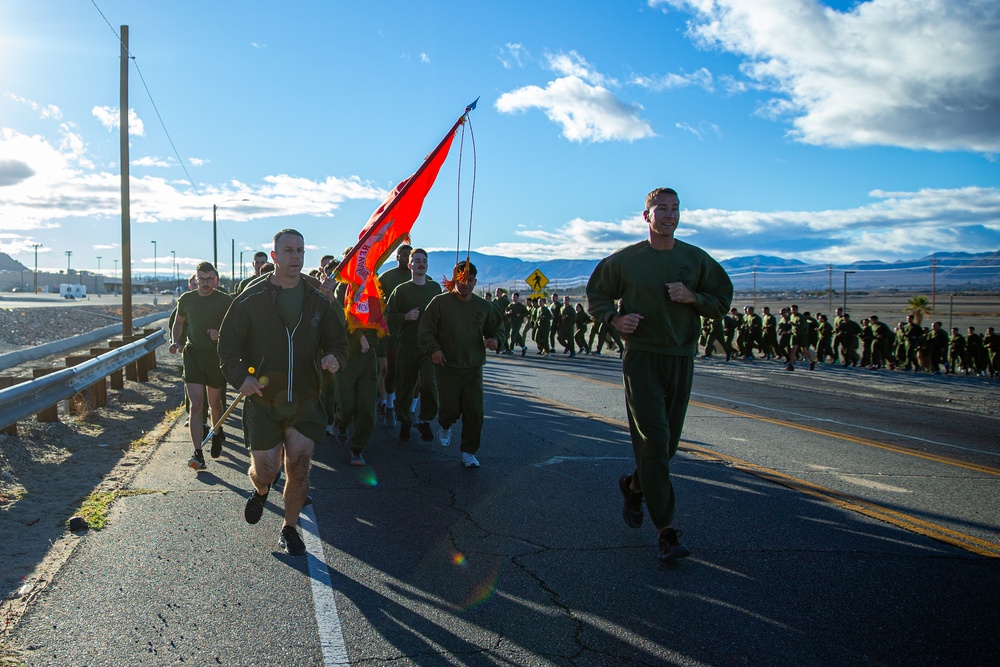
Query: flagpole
xmin=328 ymin=99 xmax=478 ymax=278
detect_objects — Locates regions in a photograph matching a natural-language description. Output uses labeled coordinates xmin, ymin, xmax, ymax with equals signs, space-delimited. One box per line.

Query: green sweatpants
xmin=394 ymin=345 xmax=438 ymax=425
xmin=334 ymin=348 xmax=377 ymax=453
xmin=436 ymin=366 xmax=484 ymax=454
xmin=621 ymin=350 xmax=693 ymax=529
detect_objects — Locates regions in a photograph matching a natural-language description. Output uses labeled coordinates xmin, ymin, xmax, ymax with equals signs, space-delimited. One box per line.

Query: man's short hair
xmin=397 ymin=244 xmax=413 ymax=258
xmin=196 ymin=261 xmax=218 ymax=277
xmin=273 ymin=228 xmax=303 ymax=247
xmin=645 ymin=187 xmax=679 ymax=210
xmin=253 ymin=251 xmax=268 ymax=261
xmin=409 ymin=247 xmax=428 ymax=260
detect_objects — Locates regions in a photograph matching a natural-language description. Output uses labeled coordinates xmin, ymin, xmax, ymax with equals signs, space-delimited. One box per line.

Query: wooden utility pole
xmin=120 ymin=25 xmax=133 ymax=336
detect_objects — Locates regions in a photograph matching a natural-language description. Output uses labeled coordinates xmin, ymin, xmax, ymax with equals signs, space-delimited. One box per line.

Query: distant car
xmin=160 ymin=289 xmax=173 ymax=294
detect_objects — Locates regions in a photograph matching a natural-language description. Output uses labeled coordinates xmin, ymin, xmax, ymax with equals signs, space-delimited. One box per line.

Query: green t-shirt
xmin=385 ymin=279 xmax=442 ymax=348
xmin=586 ymin=240 xmax=733 ymax=356
xmin=176 ymin=289 xmax=232 ymax=350
xmin=275 ymin=280 xmax=305 ymax=330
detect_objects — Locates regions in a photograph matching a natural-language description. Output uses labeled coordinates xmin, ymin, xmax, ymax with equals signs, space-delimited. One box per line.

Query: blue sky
xmin=1 ymin=0 xmax=998 ymax=280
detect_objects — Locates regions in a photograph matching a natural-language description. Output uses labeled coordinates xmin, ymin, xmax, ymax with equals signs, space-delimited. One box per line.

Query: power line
xmin=90 ymin=0 xmax=201 ymax=196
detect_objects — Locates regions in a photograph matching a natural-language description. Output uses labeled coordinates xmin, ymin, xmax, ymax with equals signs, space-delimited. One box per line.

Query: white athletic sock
xmin=386 ymin=392 xmax=395 ymax=408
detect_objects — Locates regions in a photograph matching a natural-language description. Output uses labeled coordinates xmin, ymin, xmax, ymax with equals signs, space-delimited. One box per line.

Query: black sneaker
xmin=244 ymin=486 xmax=269 ymax=525
xmin=279 ymin=525 xmax=306 ymax=555
xmin=398 ymin=422 xmax=411 ymax=442
xmin=618 ymin=474 xmax=643 ymax=529
xmin=210 ymin=429 xmax=224 ymax=458
xmin=416 ymin=421 xmax=434 ymax=442
xmin=336 ymin=425 xmax=348 ymax=445
xmin=657 ymin=527 xmax=691 ymax=562
xmin=187 ymin=450 xmax=206 ymax=470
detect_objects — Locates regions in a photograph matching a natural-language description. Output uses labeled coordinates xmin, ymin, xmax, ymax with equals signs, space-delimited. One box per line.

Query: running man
xmin=418 ymin=261 xmax=504 ymax=468
xmin=218 ymin=229 xmax=348 ymax=556
xmin=587 ymin=187 xmax=732 ymax=562
xmin=169 ymin=261 xmax=232 ymax=470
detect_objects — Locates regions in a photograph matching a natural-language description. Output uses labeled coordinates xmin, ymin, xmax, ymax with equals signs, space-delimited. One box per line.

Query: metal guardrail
xmin=0 ymin=329 xmax=166 ymax=430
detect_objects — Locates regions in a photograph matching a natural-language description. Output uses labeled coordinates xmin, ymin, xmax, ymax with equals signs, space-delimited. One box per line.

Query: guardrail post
xmin=31 ymin=368 xmax=60 ymax=422
xmin=142 ymin=329 xmax=160 ymax=369
xmin=123 ymin=335 xmax=149 ymax=381
xmin=0 ymin=377 xmax=27 ymax=435
xmin=65 ymin=355 xmax=105 ymax=411
xmin=106 ymin=341 xmax=127 ymax=388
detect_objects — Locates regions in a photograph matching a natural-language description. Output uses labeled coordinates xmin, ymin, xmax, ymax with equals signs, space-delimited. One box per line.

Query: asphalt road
xmin=7 ymin=351 xmax=999 ymax=666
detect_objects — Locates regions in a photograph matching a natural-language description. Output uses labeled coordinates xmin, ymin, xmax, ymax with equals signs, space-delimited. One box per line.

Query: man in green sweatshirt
xmin=385 ymin=248 xmax=442 ymax=442
xmin=418 ymin=261 xmax=504 ymax=468
xmin=587 ymin=187 xmax=733 ymax=563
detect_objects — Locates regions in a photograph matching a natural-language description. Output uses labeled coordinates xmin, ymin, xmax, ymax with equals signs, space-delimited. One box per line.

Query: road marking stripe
xmin=486 ymin=380 xmax=1000 ymax=559
xmin=299 ymin=507 xmax=350 ymax=666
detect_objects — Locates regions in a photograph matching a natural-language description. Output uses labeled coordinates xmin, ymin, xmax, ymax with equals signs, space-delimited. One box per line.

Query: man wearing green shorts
xmin=385 ymin=248 xmax=442 ymax=443
xmin=418 ymin=261 xmax=504 ymax=468
xmin=218 ymin=229 xmax=348 ymax=556
xmin=170 ymin=261 xmax=232 ymax=470
xmin=587 ymin=187 xmax=732 ymax=563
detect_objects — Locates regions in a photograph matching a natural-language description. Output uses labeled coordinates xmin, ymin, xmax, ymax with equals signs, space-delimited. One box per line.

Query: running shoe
xmin=416 ymin=421 xmax=434 ymax=442
xmin=437 ymin=425 xmax=452 ymax=447
xmin=618 ymin=474 xmax=643 ymax=529
xmin=657 ymin=528 xmax=691 ymax=562
xmin=461 ymin=452 xmax=480 ymax=468
xmin=279 ymin=525 xmax=306 ymax=556
xmin=350 ymin=451 xmax=366 ymax=466
xmin=244 ymin=486 xmax=269 ymax=525
xmin=188 ymin=450 xmax=206 ymax=470
xmin=384 ymin=407 xmax=397 ymax=428
xmin=336 ymin=424 xmax=348 ymax=446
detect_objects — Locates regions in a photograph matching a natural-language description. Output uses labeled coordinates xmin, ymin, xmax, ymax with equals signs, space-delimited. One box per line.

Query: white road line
xmin=299 ymin=506 xmax=350 ymax=666
xmin=690 ymin=391 xmax=1000 ymax=458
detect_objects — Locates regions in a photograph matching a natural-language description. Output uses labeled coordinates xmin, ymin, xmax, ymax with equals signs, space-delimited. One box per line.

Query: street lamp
xmin=32 ymin=243 xmax=41 ymax=293
xmin=65 ymin=250 xmax=72 ymax=275
xmin=96 ymin=256 xmax=102 ymax=298
xmin=213 ymin=198 xmax=249 ymax=269
xmin=151 ymin=240 xmax=158 ymax=305
xmin=843 ymin=270 xmax=856 ymax=314
xmin=171 ymin=250 xmax=177 ymax=296
xmin=239 ymin=250 xmax=245 ymax=281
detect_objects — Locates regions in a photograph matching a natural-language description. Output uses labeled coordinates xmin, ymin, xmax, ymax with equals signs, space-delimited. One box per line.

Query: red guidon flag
xmin=335 ymin=101 xmax=476 ymax=334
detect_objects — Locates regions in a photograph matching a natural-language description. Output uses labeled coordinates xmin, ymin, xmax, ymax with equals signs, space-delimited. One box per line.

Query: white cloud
xmin=188 ymin=157 xmax=208 ymax=167
xmin=497 ymin=43 xmax=527 ymax=69
xmin=92 ymin=106 xmax=145 ymax=136
xmin=496 ymin=76 xmax=654 ymax=143
xmin=652 ymin=0 xmax=1000 ymax=152
xmin=545 ymin=50 xmax=616 ymax=87
xmin=0 ymin=127 xmax=386 ymax=232
xmin=419 ymin=52 xmax=431 ymax=64
xmin=630 ymin=67 xmax=714 ymax=92
xmin=476 ymin=187 xmax=1000 ymax=263
xmin=251 ymin=42 xmax=267 ymax=49
xmin=6 ymin=93 xmax=62 ymax=120
xmin=132 ymin=156 xmax=175 ymax=168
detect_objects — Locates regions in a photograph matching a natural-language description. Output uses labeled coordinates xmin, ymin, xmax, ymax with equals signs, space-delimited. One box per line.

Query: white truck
xmin=59 ymin=283 xmax=87 ymax=299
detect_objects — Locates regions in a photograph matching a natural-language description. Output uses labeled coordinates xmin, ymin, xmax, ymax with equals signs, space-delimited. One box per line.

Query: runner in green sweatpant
xmin=418 ymin=261 xmax=504 ymax=468
xmin=587 ymin=187 xmax=732 ymax=563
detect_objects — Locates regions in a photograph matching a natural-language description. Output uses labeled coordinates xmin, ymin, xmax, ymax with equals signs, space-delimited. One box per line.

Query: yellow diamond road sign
xmin=526 ymin=269 xmax=548 ymax=294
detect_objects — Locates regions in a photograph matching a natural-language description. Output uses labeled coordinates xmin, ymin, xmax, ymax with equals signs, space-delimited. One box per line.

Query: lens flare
xmin=248 ymin=366 xmax=255 ymax=374
xmin=452 ymin=552 xmax=467 ymax=567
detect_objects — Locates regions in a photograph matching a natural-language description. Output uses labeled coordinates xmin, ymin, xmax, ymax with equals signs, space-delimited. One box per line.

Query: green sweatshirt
xmin=385 ymin=279 xmax=442 ymax=349
xmin=586 ymin=240 xmax=733 ymax=356
xmin=418 ymin=292 xmax=504 ymax=369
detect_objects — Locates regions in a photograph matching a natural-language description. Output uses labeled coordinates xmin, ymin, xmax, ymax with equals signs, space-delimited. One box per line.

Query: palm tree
xmin=905 ymin=295 xmax=932 ymax=324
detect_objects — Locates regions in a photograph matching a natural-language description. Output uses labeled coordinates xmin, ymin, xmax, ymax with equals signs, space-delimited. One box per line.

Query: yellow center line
xmin=485 ymin=377 xmax=1000 ymax=559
